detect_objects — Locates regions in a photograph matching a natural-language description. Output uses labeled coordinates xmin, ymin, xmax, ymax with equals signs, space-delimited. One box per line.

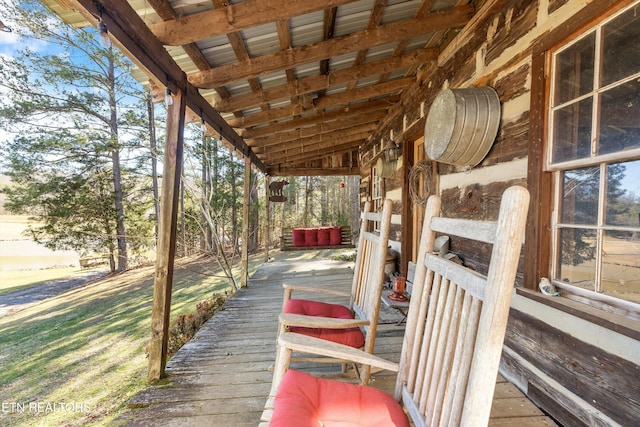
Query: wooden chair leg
xmin=271 ymin=345 xmax=292 ymax=394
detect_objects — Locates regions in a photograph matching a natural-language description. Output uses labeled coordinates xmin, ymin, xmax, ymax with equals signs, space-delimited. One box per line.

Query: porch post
xmin=265 ymin=175 xmax=270 ymax=262
xmin=400 ymin=139 xmax=414 ymax=277
xmin=241 ymin=156 xmax=251 ymax=287
xmin=147 ymin=87 xmax=186 ymax=382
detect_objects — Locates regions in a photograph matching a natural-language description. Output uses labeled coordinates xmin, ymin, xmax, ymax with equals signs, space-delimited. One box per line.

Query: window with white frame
xmin=547 ymin=2 xmax=640 ymax=305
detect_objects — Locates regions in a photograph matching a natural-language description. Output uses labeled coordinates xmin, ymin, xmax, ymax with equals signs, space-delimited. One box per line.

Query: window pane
xmin=552 ymin=98 xmax=593 ymax=163
xmin=556 ymin=228 xmax=596 ymax=290
xmin=553 ymin=32 xmax=595 ymax=105
xmin=606 ymin=160 xmax=640 ymax=226
xmin=561 ymin=167 xmax=600 ymax=224
xmin=598 ymin=79 xmax=640 ymax=155
xmin=601 ymin=231 xmax=640 ymax=303
xmin=601 ymin=7 xmax=640 ymax=86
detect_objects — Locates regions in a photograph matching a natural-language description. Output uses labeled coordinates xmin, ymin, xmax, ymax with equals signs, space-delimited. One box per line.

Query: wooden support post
xmin=400 ymin=138 xmax=414 ymax=278
xmin=147 ymin=88 xmax=186 ymax=382
xmin=265 ymin=175 xmax=270 ymax=262
xmin=241 ymin=156 xmax=251 ymax=287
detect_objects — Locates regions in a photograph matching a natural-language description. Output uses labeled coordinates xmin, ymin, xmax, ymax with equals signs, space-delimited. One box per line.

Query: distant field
xmin=0 ymin=215 xmax=80 ymax=271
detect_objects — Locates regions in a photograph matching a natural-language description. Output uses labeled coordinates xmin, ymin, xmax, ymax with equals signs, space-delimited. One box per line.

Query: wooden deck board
xmin=120 ymin=253 xmax=557 ymax=426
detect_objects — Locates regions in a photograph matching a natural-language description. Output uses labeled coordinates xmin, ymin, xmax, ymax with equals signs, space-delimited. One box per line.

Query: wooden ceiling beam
xmin=147 ymin=0 xmax=238 ymax=116
xmin=253 ymin=124 xmax=377 ymax=154
xmin=348 ymin=0 xmax=387 ymax=90
xmin=267 ymin=139 xmax=364 ymax=165
xmin=239 ymin=99 xmax=395 ymax=138
xmin=150 ymin=0 xmax=363 ymax=46
xmin=189 ymin=5 xmax=474 ymax=88
xmin=209 ymin=0 xmax=268 ymax=114
xmin=214 ymin=48 xmax=437 ymax=112
xmin=227 ymin=78 xmax=412 ymax=128
xmin=317 ymin=6 xmax=338 ymax=99
xmin=275 ymin=18 xmax=300 ymax=107
xmin=261 ymin=132 xmax=368 ymax=160
xmin=268 ymin=166 xmax=360 ymax=177
xmin=247 ymin=111 xmax=385 ymax=146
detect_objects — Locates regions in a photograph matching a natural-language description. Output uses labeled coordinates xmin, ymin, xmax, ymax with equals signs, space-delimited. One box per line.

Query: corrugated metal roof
xmin=43 ymin=0 xmax=469 ymax=175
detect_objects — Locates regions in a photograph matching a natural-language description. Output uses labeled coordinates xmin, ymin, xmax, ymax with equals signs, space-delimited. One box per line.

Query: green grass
xmin=0 ymin=253 xmax=268 ymax=426
xmin=0 ymin=267 xmax=85 ymax=296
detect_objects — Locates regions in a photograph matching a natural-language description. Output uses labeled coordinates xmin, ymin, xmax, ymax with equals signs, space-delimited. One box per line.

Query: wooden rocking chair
xmin=276 ymin=199 xmax=393 ymax=385
xmin=262 ymin=186 xmax=530 ymax=426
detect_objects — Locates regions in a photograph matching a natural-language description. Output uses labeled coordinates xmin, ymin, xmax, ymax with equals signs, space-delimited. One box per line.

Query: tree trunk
xmin=230 ymin=155 xmax=239 ymax=254
xmin=249 ymin=172 xmax=259 ymax=252
xmin=148 ymin=92 xmax=160 ymax=241
xmin=211 ymin=137 xmax=219 ymax=254
xmin=200 ymin=133 xmax=208 ymax=252
xmin=108 ymin=52 xmax=127 ymax=271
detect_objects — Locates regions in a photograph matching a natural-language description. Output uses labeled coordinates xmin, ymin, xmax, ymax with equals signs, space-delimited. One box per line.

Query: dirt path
xmin=0 ymin=269 xmax=109 ymax=316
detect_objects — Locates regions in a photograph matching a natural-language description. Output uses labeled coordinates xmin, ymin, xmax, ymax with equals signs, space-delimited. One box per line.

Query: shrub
xmin=166 ymin=294 xmax=226 ymax=358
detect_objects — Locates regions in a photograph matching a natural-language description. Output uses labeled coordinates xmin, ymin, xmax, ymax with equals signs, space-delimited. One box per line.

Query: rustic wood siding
xmin=358 ymin=1 xmax=640 ymax=425
xmin=505 ymin=309 xmax=640 ymax=426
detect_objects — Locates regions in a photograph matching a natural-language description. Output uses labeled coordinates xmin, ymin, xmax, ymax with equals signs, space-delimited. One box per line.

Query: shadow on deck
xmin=119 ymin=251 xmax=557 ymax=427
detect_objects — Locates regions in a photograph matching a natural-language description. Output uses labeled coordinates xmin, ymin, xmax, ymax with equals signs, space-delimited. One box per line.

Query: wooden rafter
xmin=227 ymin=78 xmax=412 ymax=128
xmin=150 ymin=0 xmax=364 ymax=46
xmin=253 ymin=125 xmax=377 ymax=155
xmin=189 ymin=6 xmax=473 ymax=88
xmin=213 ymin=48 xmax=437 ymax=113
xmin=269 ymin=139 xmax=364 ymax=165
xmin=347 ymin=0 xmax=387 ymax=91
xmin=146 ymin=0 xmax=238 ymax=116
xmin=247 ymin=112 xmax=385 ymax=147
xmin=50 ymin=0 xmax=478 ymax=175
xmin=239 ymin=99 xmax=396 ymax=139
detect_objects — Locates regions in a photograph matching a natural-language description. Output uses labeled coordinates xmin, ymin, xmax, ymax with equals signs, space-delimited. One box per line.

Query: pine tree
xmin=0 ymin=0 xmax=152 ymax=271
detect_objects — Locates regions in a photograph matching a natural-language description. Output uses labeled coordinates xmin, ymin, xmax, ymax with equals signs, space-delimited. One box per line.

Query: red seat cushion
xmin=271 ymin=369 xmax=410 ymax=427
xmin=317 ymin=227 xmax=331 ymax=246
xmin=283 ymin=299 xmax=365 ymax=348
xmin=329 ymin=226 xmax=342 ymax=245
xmin=304 ymin=228 xmax=318 ymax=246
xmin=292 ymin=229 xmax=305 ymax=247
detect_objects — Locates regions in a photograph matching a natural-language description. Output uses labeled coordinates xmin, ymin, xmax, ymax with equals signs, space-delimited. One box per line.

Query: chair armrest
xmin=282 ymin=283 xmax=351 ymax=307
xmin=279 ymin=332 xmax=399 ymax=373
xmin=282 ymin=283 xmax=351 ymax=297
xmin=279 ymin=313 xmax=369 ymax=329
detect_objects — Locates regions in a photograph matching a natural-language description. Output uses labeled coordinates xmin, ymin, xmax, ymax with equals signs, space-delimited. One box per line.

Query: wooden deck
xmin=119 ymin=252 xmax=558 ymax=426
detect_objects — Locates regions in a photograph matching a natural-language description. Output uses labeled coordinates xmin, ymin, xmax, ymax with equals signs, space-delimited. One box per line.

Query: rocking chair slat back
xmin=276 ymin=199 xmax=393 ymax=385
xmin=262 ymin=186 xmax=530 ymax=427
xmin=349 ymin=199 xmax=392 ymax=375
xmin=397 ymin=185 xmax=530 ymax=426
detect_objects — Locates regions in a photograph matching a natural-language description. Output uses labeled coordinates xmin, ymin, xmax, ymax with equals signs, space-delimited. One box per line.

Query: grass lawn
xmin=0 ymin=252 xmax=268 ymax=426
xmin=0 ymin=267 xmax=86 ymax=296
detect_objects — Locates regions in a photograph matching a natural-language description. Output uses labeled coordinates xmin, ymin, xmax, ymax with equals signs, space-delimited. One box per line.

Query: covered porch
xmin=118 ymin=250 xmax=556 ymax=426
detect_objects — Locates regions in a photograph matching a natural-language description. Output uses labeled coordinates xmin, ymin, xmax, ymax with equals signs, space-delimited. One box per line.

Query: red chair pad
xmin=283 ymin=299 xmax=365 ymax=348
xmin=292 ymin=229 xmax=306 ymax=247
xmin=317 ymin=227 xmax=331 ymax=246
xmin=271 ymin=369 xmax=410 ymax=427
xmin=304 ymin=228 xmax=318 ymax=246
xmin=329 ymin=226 xmax=342 ymax=245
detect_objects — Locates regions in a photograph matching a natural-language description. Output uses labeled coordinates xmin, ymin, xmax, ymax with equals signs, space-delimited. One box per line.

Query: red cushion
xmin=271 ymin=369 xmax=410 ymax=427
xmin=292 ymin=229 xmax=305 ymax=247
xmin=329 ymin=226 xmax=342 ymax=245
xmin=317 ymin=228 xmax=331 ymax=246
xmin=283 ymin=299 xmax=365 ymax=348
xmin=304 ymin=228 xmax=318 ymax=246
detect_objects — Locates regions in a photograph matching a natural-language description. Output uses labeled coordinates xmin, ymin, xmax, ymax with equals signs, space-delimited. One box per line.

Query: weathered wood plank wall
xmin=358 ymin=0 xmax=640 ymax=425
